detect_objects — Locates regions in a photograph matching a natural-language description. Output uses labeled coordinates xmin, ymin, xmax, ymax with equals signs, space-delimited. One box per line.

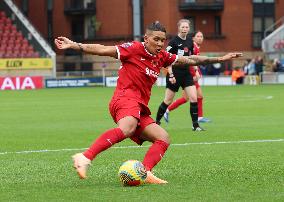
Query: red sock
xmin=198 ymin=97 xmax=203 ymax=117
xmin=142 ymin=140 xmax=169 ymax=171
xmin=83 ymin=128 xmax=126 ymax=160
xmin=168 ymin=97 xmax=187 ymax=111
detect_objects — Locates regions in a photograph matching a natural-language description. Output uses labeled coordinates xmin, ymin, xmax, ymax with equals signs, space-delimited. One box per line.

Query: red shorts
xmin=109 ymin=97 xmax=155 ymax=145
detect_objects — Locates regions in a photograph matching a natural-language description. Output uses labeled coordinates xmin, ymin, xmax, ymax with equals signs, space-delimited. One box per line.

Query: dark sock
xmin=156 ymin=102 xmax=169 ymax=124
xmin=190 ymin=102 xmax=199 ymax=128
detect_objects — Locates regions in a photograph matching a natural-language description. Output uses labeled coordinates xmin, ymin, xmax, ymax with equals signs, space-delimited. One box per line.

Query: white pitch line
xmin=0 ymin=139 xmax=283 ymax=156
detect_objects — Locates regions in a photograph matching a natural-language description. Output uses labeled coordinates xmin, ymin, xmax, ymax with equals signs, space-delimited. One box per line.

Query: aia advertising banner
xmin=0 ymin=76 xmax=43 ymax=90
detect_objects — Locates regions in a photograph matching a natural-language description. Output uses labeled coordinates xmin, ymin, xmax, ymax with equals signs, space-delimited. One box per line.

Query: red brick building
xmin=11 ymin=0 xmax=284 ymax=66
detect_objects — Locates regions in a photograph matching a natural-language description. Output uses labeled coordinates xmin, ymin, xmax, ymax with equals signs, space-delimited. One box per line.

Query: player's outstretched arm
xmin=54 ymin=36 xmax=117 ymax=58
xmin=176 ymin=53 xmax=243 ymax=66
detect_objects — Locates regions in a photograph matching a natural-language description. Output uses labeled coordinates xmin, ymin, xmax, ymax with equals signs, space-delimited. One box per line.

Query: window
xmin=252 ymin=0 xmax=275 ymax=48
xmin=253 ymin=17 xmax=262 ymax=31
xmin=264 ymin=0 xmax=274 ymax=3
xmin=71 ymin=17 xmax=84 ymax=41
xmin=253 ymin=0 xmax=274 ymax=3
xmin=85 ymin=16 xmax=96 ymax=39
xmin=215 ymin=16 xmax=221 ymax=35
xmin=264 ymin=17 xmax=274 ymax=31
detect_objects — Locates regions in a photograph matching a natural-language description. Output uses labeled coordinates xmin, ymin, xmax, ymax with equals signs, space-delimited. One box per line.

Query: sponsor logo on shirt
xmin=146 ymin=67 xmax=159 ymax=78
xmin=120 ymin=42 xmax=133 ymax=48
xmin=166 ymin=46 xmax=172 ymax=52
xmin=178 ymin=49 xmax=184 ymax=56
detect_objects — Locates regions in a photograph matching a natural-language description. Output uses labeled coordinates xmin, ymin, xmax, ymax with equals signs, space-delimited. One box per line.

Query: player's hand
xmin=169 ymin=74 xmax=176 ymax=84
xmin=54 ymin=36 xmax=75 ymax=50
xmin=169 ymin=77 xmax=176 ymax=84
xmin=220 ymin=52 xmax=243 ymax=61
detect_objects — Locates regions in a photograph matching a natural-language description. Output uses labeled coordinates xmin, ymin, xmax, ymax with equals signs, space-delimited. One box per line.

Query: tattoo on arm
xmin=176 ymin=56 xmax=197 ymax=66
xmin=188 ymin=55 xmax=220 ymax=65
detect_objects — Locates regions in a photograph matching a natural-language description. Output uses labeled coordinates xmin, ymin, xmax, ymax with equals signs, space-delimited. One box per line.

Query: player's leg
xmin=155 ymin=88 xmax=176 ymax=125
xmin=73 ymin=116 xmax=137 ymax=179
xmin=73 ymin=99 xmax=140 ymax=179
xmin=183 ymin=72 xmax=205 ymax=131
xmin=139 ymin=121 xmax=170 ymax=184
xmin=197 ymin=87 xmax=211 ymax=123
xmin=157 ymin=73 xmax=181 ymax=124
xmin=164 ymin=90 xmax=188 ymax=123
xmin=167 ymin=90 xmax=188 ymax=112
xmin=182 ymin=73 xmax=204 ymax=131
xmin=83 ymin=116 xmax=137 ymax=160
xmin=184 ymin=85 xmax=205 ymax=131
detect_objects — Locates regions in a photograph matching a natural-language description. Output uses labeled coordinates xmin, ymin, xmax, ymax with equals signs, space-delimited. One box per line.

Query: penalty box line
xmin=0 ymin=138 xmax=284 ymax=155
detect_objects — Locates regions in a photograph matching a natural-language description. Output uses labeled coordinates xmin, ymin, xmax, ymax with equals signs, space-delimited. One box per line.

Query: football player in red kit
xmin=54 ymin=22 xmax=242 ymax=184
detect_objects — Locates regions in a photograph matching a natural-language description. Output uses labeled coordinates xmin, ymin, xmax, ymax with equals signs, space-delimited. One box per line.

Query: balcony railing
xmin=64 ymin=0 xmax=96 ymax=15
xmin=179 ymin=0 xmax=224 ymax=11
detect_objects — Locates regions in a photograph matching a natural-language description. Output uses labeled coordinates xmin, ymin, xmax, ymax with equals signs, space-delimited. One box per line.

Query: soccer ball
xmin=118 ymin=160 xmax=147 ymax=186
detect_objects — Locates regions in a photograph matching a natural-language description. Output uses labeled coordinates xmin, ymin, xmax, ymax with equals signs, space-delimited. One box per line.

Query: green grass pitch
xmin=0 ymin=85 xmax=284 ymax=201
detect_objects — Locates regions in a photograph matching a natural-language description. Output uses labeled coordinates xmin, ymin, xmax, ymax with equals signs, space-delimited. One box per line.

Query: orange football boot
xmin=72 ymin=153 xmax=91 ymax=179
xmin=145 ymin=171 xmax=168 ymax=184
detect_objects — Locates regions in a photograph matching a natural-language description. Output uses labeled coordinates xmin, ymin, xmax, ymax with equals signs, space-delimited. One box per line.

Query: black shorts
xmin=166 ymin=69 xmax=194 ymax=92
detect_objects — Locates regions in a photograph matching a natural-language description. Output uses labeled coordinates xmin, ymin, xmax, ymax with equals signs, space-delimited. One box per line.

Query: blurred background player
xmin=54 ymin=22 xmax=241 ymax=184
xmin=164 ymin=31 xmax=211 ymax=123
xmin=155 ymin=19 xmax=204 ymax=131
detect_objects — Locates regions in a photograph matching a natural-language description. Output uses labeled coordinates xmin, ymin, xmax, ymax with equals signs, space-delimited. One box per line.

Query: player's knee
xmin=189 ymin=97 xmax=197 ymax=102
xmin=159 ymin=131 xmax=171 ymax=144
xmin=163 ymin=98 xmax=173 ymax=105
xmin=119 ymin=124 xmax=137 ymax=137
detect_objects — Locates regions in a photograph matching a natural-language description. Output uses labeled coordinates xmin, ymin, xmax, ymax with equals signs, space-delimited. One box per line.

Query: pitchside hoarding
xmin=0 ymin=76 xmax=43 ymax=90
xmin=0 ymin=58 xmax=53 ymax=70
xmin=45 ymin=78 xmax=104 ymax=88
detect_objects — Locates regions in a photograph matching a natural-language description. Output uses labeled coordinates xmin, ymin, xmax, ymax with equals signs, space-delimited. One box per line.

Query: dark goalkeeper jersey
xmin=166 ymin=35 xmax=194 ymax=71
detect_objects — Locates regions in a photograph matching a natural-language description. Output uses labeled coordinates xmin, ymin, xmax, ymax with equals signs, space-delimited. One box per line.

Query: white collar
xmin=142 ymin=42 xmax=155 ymax=57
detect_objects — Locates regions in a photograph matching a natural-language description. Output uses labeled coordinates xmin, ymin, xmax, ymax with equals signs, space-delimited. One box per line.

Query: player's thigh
xmin=117 ymin=116 xmax=138 ymax=137
xmin=184 ymin=85 xmax=197 ymax=102
xmin=139 ymin=123 xmax=170 ymax=144
xmin=163 ymin=88 xmax=176 ymax=104
xmin=182 ymin=90 xmax=189 ymax=101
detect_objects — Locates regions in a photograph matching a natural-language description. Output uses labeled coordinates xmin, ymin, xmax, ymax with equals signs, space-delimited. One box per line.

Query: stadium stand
xmin=0 ymin=0 xmax=56 ymax=77
xmin=0 ymin=10 xmax=39 ymax=58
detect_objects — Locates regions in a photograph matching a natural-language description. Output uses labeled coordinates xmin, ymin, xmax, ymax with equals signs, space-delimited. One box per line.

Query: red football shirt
xmin=113 ymin=41 xmax=177 ymax=107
